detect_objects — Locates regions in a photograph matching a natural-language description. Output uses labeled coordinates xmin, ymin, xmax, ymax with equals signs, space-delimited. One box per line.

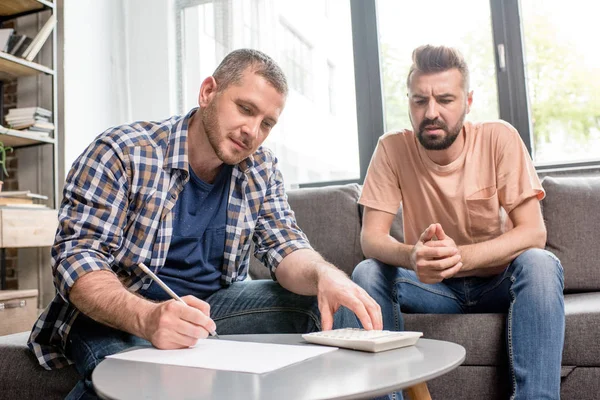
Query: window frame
xmin=174 ymin=0 xmax=599 ymax=189
xmin=353 ymin=0 xmax=600 ymax=181
xmin=279 ymin=18 xmax=314 ymax=99
xmin=174 ymin=0 xmax=366 ymax=188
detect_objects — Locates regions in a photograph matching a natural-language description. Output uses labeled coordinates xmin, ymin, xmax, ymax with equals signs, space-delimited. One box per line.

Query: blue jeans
xmin=351 ymin=248 xmax=565 ymax=400
xmin=65 ymin=280 xmax=321 ymax=399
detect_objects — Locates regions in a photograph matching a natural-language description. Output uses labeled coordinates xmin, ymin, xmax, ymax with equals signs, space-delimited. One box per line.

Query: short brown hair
xmin=406 ymin=45 xmax=470 ymax=91
xmin=212 ymin=49 xmax=288 ymax=96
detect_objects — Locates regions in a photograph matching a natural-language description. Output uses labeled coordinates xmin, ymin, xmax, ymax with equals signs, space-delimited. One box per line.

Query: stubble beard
xmin=202 ymin=101 xmax=247 ymax=165
xmin=415 ymin=110 xmax=467 ymax=151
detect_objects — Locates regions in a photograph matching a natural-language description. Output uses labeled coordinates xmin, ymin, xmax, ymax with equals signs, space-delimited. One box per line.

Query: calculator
xmin=302 ymin=328 xmax=423 ymax=353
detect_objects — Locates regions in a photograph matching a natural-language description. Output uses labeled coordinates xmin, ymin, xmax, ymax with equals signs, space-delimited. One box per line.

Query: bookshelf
xmin=0 ymin=0 xmax=57 ymax=294
xmin=0 ymin=1 xmax=49 ymax=18
xmin=0 ymin=50 xmax=54 ymax=79
xmin=0 ymin=125 xmax=54 ymax=147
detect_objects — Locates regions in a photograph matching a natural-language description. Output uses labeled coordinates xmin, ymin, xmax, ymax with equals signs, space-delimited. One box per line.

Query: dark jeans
xmin=352 ymin=249 xmax=565 ymax=400
xmin=65 ymin=280 xmax=322 ymax=399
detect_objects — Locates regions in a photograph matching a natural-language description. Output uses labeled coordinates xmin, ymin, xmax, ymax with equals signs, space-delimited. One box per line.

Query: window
xmin=377 ymin=0 xmax=499 ymax=133
xmin=201 ymin=3 xmax=214 ymax=38
xmin=241 ymin=0 xmax=260 ymax=49
xmin=180 ymin=2 xmax=225 ymax=110
xmin=327 ymin=61 xmax=336 ymax=115
xmin=521 ymin=0 xmax=600 ymax=165
xmin=279 ymin=22 xmax=313 ymax=98
xmin=372 ymin=0 xmax=599 ymax=171
xmin=177 ymin=0 xmax=360 ymax=187
xmin=176 ymin=0 xmax=598 ymax=187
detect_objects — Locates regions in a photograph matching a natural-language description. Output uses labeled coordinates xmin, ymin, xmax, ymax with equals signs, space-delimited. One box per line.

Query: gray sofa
xmin=1 ymin=176 xmax=599 ymax=399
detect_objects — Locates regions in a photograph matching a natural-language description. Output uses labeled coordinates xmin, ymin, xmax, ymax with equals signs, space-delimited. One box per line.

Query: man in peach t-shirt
xmin=354 ymin=45 xmax=564 ymax=399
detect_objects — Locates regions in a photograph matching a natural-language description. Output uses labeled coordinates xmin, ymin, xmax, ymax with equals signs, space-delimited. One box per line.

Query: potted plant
xmin=0 ymin=141 xmax=14 ymax=191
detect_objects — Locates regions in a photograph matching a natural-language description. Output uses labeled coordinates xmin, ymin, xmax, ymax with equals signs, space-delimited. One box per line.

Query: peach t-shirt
xmin=359 ymin=121 xmax=544 ymax=246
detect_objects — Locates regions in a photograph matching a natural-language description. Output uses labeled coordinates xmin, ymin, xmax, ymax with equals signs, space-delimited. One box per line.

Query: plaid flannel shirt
xmin=28 ymin=109 xmax=311 ymax=370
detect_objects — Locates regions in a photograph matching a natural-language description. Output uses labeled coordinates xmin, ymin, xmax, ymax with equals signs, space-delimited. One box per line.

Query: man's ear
xmin=466 ymin=90 xmax=474 ymax=114
xmin=198 ymin=76 xmax=218 ymax=107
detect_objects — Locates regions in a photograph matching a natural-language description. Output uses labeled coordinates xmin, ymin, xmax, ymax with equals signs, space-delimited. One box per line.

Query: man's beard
xmin=415 ymin=111 xmax=466 ymax=151
xmin=202 ymin=101 xmax=248 ymax=165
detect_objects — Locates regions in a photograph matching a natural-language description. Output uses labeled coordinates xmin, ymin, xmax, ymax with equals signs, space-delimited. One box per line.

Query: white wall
xmin=62 ymin=0 xmax=176 ymax=178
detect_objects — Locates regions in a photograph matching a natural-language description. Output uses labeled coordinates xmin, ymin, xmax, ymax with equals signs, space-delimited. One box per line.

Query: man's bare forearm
xmin=275 ymin=249 xmax=334 ymax=295
xmin=361 ymin=233 xmax=414 ymax=269
xmin=458 ymin=225 xmax=546 ymax=276
xmin=69 ymin=270 xmax=156 ymax=338
xmin=275 ymin=248 xmax=383 ymax=331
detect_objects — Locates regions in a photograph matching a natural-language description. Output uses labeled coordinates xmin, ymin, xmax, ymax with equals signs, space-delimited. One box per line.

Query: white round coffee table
xmin=93 ymin=334 xmax=465 ymax=400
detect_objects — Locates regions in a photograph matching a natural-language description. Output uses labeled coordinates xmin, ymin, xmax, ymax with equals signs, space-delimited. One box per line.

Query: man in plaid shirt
xmin=28 ymin=49 xmax=382 ymax=398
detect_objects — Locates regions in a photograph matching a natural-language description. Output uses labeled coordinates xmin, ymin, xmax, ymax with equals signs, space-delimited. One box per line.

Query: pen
xmin=138 ymin=263 xmax=220 ymax=339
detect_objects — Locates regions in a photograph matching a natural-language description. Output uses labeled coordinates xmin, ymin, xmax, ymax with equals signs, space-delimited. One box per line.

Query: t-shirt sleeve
xmin=495 ymin=122 xmax=545 ymax=214
xmin=359 ymin=137 xmax=403 ymax=215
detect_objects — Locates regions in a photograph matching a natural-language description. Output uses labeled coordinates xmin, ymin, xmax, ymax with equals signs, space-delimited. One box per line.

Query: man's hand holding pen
xmin=138 ymin=263 xmax=219 ymax=349
xmin=143 ymin=295 xmax=218 ymax=349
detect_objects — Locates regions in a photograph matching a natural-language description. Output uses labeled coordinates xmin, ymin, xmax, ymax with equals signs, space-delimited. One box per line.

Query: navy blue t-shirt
xmin=140 ymin=164 xmax=232 ymax=301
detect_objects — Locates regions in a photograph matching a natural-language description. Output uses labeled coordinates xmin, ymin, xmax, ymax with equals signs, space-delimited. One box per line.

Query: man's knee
xmin=351 ymin=258 xmax=386 ymax=288
xmin=513 ymin=248 xmax=564 ymax=290
xmin=67 ymin=314 xmax=148 ymax=379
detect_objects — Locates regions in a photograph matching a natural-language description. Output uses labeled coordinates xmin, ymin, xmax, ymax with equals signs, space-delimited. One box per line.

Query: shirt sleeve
xmin=52 ymin=138 xmax=129 ymax=302
xmin=358 ymin=136 xmax=403 ymax=215
xmin=495 ymin=122 xmax=545 ymax=214
xmin=252 ymin=156 xmax=313 ymax=280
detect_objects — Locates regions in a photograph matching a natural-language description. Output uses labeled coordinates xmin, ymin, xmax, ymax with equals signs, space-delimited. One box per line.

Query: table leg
xmin=405 ymin=382 xmax=432 ymax=400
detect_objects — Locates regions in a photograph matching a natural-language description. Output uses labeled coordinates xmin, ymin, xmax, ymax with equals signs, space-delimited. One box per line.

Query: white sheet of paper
xmin=106 ymin=339 xmax=337 ymax=374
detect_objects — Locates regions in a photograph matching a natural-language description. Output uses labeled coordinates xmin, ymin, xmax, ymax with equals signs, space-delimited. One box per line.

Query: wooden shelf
xmin=0 ymin=0 xmax=53 ymax=18
xmin=0 ymin=126 xmax=54 ymax=148
xmin=0 ymin=51 xmax=54 ymax=82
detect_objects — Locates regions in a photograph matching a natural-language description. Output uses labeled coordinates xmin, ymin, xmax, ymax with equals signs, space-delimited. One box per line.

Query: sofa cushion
xmin=404 ymin=313 xmax=506 ymax=366
xmin=428 ymin=365 xmax=600 ymax=400
xmin=250 ymin=183 xmax=364 ymax=279
xmin=542 ymin=176 xmax=600 ymax=292
xmin=0 ymin=332 xmax=78 ymax=399
xmin=403 ymin=292 xmax=600 ymax=367
xmin=428 ymin=366 xmax=509 ymax=400
xmin=390 ymin=206 xmax=405 ymax=243
xmin=561 ymin=292 xmax=600 ymax=366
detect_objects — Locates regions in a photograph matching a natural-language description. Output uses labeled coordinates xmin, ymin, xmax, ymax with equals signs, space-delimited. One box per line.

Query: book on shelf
xmin=0 ymin=203 xmax=49 ymax=209
xmin=6 ymin=118 xmax=51 ymax=127
xmin=7 ymin=35 xmax=32 ymax=58
xmin=5 ymin=113 xmax=49 ymax=121
xmin=4 ymin=34 xmax=22 ymax=54
xmin=7 ymin=120 xmax=54 ymax=132
xmin=6 ymin=113 xmax=51 ymax=122
xmin=0 ymin=190 xmax=49 ymax=200
xmin=0 ymin=125 xmax=53 ymax=142
xmin=0 ymin=28 xmax=14 ymax=51
xmin=0 ymin=197 xmax=34 ymax=206
xmin=0 ymin=190 xmax=48 ymax=207
xmin=6 ymin=107 xmax=52 ymax=119
xmin=0 ymin=124 xmax=52 ymax=139
xmin=28 ymin=125 xmax=55 ymax=134
xmin=23 ymin=14 xmax=57 ymax=61
xmin=4 ymin=107 xmax=54 ymax=135
xmin=5 ymin=116 xmax=50 ymax=125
